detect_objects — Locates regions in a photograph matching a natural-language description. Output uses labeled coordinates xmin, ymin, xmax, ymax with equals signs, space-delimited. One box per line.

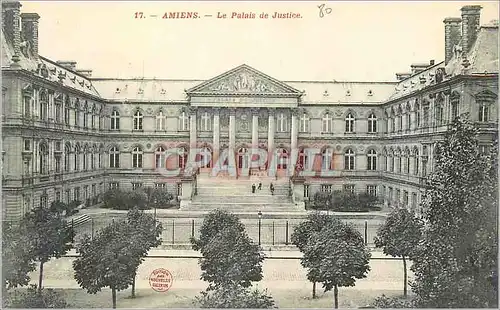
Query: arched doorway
xmin=199 ymin=146 xmax=212 ymax=171
xmin=237 ymin=147 xmax=249 ymax=169
xmin=276 ymin=147 xmax=288 ymax=177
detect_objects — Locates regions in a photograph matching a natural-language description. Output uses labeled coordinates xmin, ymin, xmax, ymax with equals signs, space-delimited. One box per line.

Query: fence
xmin=12 ymin=216 xmax=379 ymax=248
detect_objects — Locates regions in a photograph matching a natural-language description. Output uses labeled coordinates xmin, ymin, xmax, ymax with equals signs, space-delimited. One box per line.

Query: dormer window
xmin=346 ymin=90 xmax=351 ymax=96
xmin=323 ymin=90 xmax=329 ymax=97
xmin=138 ymin=88 xmax=144 ymax=95
xmin=160 ymin=89 xmax=166 ymax=95
xmin=367 ymin=90 xmax=373 ymax=96
xmin=115 ymin=88 xmax=120 ymax=94
xmin=70 ymin=76 xmax=76 ymax=83
xmin=419 ymin=76 xmax=426 ymax=84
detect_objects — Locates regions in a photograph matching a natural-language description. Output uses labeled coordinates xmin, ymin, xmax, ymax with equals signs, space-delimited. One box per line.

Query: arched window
xmin=91 ymin=148 xmax=96 ymax=170
xmin=322 ymin=112 xmax=332 ymax=133
xmin=414 ymin=149 xmax=420 ymax=175
xmin=277 ymin=113 xmax=288 ymax=132
xmin=155 ymin=146 xmax=165 ymax=168
xmin=178 ymin=111 xmax=189 ymax=131
xmin=391 ymin=116 xmax=396 ymax=132
xmin=367 ymin=149 xmax=377 ymax=171
xmin=64 ymin=144 xmax=71 ymax=172
xmin=199 ymin=112 xmax=212 ymax=131
xmin=39 ymin=143 xmax=48 ymax=174
xmin=110 ymin=110 xmax=120 ymax=130
xmin=298 ymin=148 xmax=308 ymax=170
xmin=299 ymin=113 xmax=310 ymax=133
xmin=109 ymin=147 xmax=120 ymax=168
xmin=277 ymin=148 xmax=288 ymax=169
xmin=435 ymin=102 xmax=444 ymax=126
xmin=156 ymin=111 xmax=165 ymax=131
xmin=200 ymin=147 xmax=212 ymax=168
xmin=321 ymin=148 xmax=333 ymax=170
xmin=74 ymin=144 xmax=80 ymax=171
xmin=83 ymin=103 xmax=88 ymax=128
xmin=368 ymin=113 xmax=377 ymax=133
xmin=133 ymin=110 xmax=143 ymax=130
xmin=91 ymin=107 xmax=96 ymax=129
xmin=39 ymin=91 xmax=48 ymax=120
xmin=178 ymin=147 xmax=188 ymax=169
xmin=64 ymin=98 xmax=70 ymax=125
xmin=405 ymin=113 xmax=411 ymax=130
xmin=344 ymin=149 xmax=355 ymax=170
xmin=82 ymin=147 xmax=88 ymax=170
xmin=132 ymin=146 xmax=143 ymax=168
xmin=345 ymin=113 xmax=355 ymax=133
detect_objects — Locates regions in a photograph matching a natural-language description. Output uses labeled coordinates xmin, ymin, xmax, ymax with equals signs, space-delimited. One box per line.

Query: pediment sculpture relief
xmin=207 ymin=71 xmax=280 ymax=93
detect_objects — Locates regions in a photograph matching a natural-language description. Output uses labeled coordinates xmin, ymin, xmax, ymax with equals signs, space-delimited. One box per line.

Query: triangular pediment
xmin=186 ymin=64 xmax=302 ymax=96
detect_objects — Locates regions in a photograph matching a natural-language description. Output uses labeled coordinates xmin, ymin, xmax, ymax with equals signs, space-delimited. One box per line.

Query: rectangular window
xmin=412 ymin=193 xmax=418 ymax=210
xmin=395 ymin=189 xmax=401 ymax=205
xmin=65 ymin=189 xmax=71 ymax=204
xmin=109 ymin=182 xmax=119 ymax=190
xmin=155 ymin=183 xmax=167 ymax=188
xmin=55 ymin=191 xmax=61 ymax=202
xmin=24 ymin=139 xmax=31 ymax=151
xmin=343 ymin=184 xmax=355 ymax=193
xmin=403 ymin=190 xmax=409 ymax=207
xmin=74 ymin=187 xmax=80 ymax=202
xmin=92 ymin=184 xmax=96 ymax=198
xmin=132 ymin=183 xmax=143 ymax=190
xmin=321 ymin=184 xmax=332 ymax=193
xmin=177 ymin=183 xmax=182 ymax=196
xmin=366 ymin=185 xmax=377 ymax=196
xmin=304 ymin=185 xmax=309 ymax=198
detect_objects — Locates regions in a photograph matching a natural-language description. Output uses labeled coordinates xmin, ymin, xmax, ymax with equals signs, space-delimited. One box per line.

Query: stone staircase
xmin=181 ymin=174 xmax=305 ymax=213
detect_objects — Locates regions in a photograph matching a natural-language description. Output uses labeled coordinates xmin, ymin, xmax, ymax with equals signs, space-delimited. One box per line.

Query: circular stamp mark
xmin=149 ymin=268 xmax=173 ymax=292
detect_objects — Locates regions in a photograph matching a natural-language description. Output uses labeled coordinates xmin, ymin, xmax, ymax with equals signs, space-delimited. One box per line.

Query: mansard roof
xmin=91 ymin=65 xmax=396 ymax=104
xmin=1 ymin=29 xmax=100 ymax=97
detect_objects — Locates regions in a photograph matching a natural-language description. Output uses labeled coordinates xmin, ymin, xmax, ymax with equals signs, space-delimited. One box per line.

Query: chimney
xmin=20 ymin=13 xmax=40 ymax=61
xmin=76 ymin=69 xmax=93 ymax=78
xmin=2 ymin=1 xmax=22 ymax=63
xmin=444 ymin=17 xmax=462 ymax=64
xmin=395 ymin=73 xmax=412 ymax=81
xmin=461 ymin=5 xmax=482 ymax=54
xmin=56 ymin=61 xmax=77 ymax=71
xmin=410 ymin=63 xmax=429 ymax=75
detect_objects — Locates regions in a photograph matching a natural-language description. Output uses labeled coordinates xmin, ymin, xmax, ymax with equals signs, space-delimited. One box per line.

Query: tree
xmin=410 ymin=117 xmax=498 ymax=308
xmin=191 ymin=210 xmax=264 ymax=290
xmin=371 ymin=294 xmax=414 ymax=308
xmin=20 ymin=205 xmax=73 ymax=294
xmin=303 ymin=219 xmax=371 ymax=308
xmin=2 ymin=221 xmax=36 ymax=292
xmin=149 ymin=188 xmax=174 ymax=209
xmin=73 ymin=220 xmax=141 ymax=308
xmin=191 ymin=209 xmax=246 ymax=251
xmin=198 ymin=225 xmax=264 ymax=290
xmin=194 ymin=283 xmax=276 ymax=308
xmin=126 ymin=208 xmax=163 ymax=298
xmin=374 ymin=207 xmax=423 ymax=297
xmin=291 ymin=212 xmax=335 ymax=298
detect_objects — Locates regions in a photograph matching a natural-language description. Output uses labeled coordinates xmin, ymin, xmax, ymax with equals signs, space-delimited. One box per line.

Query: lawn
xmin=40 ymin=287 xmax=406 ymax=308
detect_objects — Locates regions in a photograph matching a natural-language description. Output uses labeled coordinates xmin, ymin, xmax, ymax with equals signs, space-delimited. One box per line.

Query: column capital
xmin=267 ymin=107 xmax=276 ymax=115
xmin=291 ymin=108 xmax=300 ymax=116
xmin=228 ymin=108 xmax=237 ymax=116
xmin=188 ymin=106 xmax=197 ymax=115
xmin=250 ymin=107 xmax=260 ymax=115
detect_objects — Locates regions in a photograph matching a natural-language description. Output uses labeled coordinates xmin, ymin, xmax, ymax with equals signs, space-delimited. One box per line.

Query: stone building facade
xmin=2 ymin=1 xmax=498 ymax=220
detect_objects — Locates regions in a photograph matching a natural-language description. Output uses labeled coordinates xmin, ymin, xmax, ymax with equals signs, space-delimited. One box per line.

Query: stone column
xmin=229 ymin=108 xmax=236 ymax=152
xmin=290 ymin=109 xmax=298 ymax=175
xmin=251 ymin=108 xmax=259 ymax=150
xmin=267 ymin=108 xmax=275 ymax=153
xmin=189 ymin=107 xmax=197 ymax=163
xmin=213 ymin=108 xmax=220 ymax=164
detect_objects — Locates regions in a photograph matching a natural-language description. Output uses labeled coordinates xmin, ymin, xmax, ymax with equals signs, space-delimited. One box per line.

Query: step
xmin=182 ymin=204 xmax=304 ymax=212
xmin=192 ymin=195 xmax=291 ymax=203
xmin=196 ymin=189 xmax=289 ymax=196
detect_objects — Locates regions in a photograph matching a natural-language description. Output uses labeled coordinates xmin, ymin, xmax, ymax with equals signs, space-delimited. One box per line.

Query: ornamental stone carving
xmin=207 ymin=69 xmax=280 ymax=93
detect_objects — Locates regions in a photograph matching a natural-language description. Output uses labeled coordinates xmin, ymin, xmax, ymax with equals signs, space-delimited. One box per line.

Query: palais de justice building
xmin=1 ymin=1 xmax=498 ymax=220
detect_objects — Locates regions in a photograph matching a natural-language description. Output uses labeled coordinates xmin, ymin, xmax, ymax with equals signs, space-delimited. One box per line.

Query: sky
xmin=20 ymin=1 xmax=499 ymax=82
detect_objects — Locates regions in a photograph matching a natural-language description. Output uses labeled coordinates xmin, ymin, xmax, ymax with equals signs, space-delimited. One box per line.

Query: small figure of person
xmin=258 ymin=182 xmax=262 ymax=190
xmin=252 ymin=183 xmax=256 ymax=193
xmin=270 ymin=183 xmax=275 ymax=195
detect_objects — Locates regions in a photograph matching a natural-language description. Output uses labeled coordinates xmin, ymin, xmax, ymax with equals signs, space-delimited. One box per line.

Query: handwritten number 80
xmin=318 ymin=4 xmax=332 ymax=18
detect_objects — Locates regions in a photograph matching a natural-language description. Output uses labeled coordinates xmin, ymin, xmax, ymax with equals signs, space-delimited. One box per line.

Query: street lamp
xmin=257 ymin=211 xmax=262 ymax=245
xmin=154 ymin=199 xmax=157 ymax=222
